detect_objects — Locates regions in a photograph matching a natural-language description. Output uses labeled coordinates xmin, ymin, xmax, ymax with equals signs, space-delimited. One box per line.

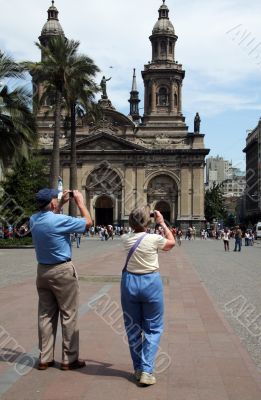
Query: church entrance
xmin=86 ymin=163 xmax=122 ymax=226
xmin=155 ymin=201 xmax=171 ymax=223
xmin=147 ymin=174 xmax=178 ymax=224
xmin=95 ymin=196 xmax=113 ymax=226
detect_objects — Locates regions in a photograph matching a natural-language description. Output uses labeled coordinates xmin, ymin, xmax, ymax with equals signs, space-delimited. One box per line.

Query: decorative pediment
xmin=62 ymin=132 xmax=149 ymax=152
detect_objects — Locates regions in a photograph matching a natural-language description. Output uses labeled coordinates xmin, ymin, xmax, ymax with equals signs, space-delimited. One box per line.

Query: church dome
xmin=152 ymin=1 xmax=175 ymax=35
xmin=41 ymin=1 xmax=64 ymax=37
xmin=152 ymin=18 xmax=175 ymax=34
xmin=41 ymin=19 xmax=64 ymax=36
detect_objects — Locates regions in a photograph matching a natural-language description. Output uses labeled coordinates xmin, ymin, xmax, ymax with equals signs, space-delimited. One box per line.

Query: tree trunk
xmin=49 ymin=91 xmax=62 ymax=189
xmin=69 ymin=102 xmax=78 ymax=217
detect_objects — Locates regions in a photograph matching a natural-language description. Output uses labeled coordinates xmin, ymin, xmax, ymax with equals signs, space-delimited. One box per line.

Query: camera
xmin=69 ymin=191 xmax=74 ymax=198
xmin=150 ymin=211 xmax=155 ymax=218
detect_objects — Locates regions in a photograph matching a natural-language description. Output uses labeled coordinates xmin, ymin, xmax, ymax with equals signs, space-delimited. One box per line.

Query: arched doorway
xmin=86 ymin=163 xmax=122 ymax=225
xmin=95 ymin=196 xmax=113 ymax=226
xmin=155 ymin=200 xmax=171 ymax=223
xmin=147 ymin=174 xmax=178 ymax=224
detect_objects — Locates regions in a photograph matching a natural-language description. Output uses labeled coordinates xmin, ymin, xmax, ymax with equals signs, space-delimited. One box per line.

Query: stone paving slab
xmin=0 ymin=243 xmax=260 ymax=399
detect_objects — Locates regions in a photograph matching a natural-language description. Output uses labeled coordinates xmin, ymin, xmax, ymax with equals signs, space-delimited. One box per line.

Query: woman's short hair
xmin=129 ymin=207 xmax=150 ymax=230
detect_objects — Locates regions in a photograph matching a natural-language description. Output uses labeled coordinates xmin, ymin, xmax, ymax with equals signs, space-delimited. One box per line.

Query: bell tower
xmin=39 ymin=1 xmax=65 ymax=58
xmin=34 ymin=1 xmax=66 ymax=147
xmin=141 ymin=0 xmax=187 ymax=134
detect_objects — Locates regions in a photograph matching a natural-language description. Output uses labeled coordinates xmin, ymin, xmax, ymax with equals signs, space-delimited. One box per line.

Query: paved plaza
xmin=0 ymin=238 xmax=260 ymax=400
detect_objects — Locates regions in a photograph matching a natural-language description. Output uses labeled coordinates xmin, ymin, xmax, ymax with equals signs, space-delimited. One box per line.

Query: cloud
xmin=1 ymin=0 xmax=260 ymax=165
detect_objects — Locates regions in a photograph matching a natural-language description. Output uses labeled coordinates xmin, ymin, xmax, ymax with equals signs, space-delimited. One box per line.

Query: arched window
xmin=174 ymin=93 xmax=178 ymax=106
xmin=160 ymin=41 xmax=167 ymax=55
xmin=169 ymin=42 xmax=173 ymax=54
xmin=157 ymin=87 xmax=169 ymax=106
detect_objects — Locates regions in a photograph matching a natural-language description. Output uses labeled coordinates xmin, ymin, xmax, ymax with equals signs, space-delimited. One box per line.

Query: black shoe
xmin=38 ymin=360 xmax=55 ymax=370
xmin=60 ymin=359 xmax=86 ymax=371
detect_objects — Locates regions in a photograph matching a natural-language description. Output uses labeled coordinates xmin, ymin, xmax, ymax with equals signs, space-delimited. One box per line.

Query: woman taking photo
xmin=121 ymin=207 xmax=175 ymax=386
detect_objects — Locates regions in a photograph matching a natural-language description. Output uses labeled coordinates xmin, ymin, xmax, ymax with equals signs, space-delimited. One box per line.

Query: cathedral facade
xmin=36 ymin=1 xmax=209 ymax=228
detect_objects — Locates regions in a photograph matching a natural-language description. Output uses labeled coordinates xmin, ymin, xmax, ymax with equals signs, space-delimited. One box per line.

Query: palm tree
xmin=0 ymin=51 xmax=36 ymax=171
xmin=64 ymin=54 xmax=100 ymax=216
xmin=24 ymin=37 xmax=100 ymax=193
xmin=23 ymin=36 xmax=71 ymax=188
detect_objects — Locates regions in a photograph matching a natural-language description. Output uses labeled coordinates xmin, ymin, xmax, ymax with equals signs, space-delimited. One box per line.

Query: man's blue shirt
xmin=30 ymin=211 xmax=86 ymax=264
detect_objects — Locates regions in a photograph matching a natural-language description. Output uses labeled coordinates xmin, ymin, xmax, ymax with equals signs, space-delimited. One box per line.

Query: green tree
xmin=64 ymin=50 xmax=100 ymax=216
xmin=0 ymin=156 xmax=49 ymax=225
xmin=0 ymin=51 xmax=36 ymax=171
xmin=24 ymin=37 xmax=100 ymax=199
xmin=205 ymin=183 xmax=227 ymax=222
xmin=225 ymin=213 xmax=236 ymax=227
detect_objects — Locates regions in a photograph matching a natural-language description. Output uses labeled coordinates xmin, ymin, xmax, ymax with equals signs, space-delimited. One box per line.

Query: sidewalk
xmin=0 ymin=244 xmax=260 ymax=400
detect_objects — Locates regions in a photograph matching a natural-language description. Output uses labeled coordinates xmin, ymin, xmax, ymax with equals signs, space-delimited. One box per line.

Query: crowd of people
xmin=1 ymin=221 xmax=258 ymax=251
xmin=0 ymin=223 xmax=29 ymax=239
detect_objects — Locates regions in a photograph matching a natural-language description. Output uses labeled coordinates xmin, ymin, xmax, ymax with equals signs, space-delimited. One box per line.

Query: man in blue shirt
xmin=30 ymin=188 xmax=92 ymax=371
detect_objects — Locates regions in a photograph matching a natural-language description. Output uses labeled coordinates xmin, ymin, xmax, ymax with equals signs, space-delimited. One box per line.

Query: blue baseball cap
xmin=36 ymin=188 xmax=59 ymax=205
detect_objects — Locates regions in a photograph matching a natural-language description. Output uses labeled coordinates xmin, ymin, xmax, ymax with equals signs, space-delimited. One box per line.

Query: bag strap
xmin=122 ymin=233 xmax=148 ymax=274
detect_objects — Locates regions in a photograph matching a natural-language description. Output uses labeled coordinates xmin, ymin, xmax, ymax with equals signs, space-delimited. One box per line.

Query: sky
xmin=1 ymin=0 xmax=261 ymax=171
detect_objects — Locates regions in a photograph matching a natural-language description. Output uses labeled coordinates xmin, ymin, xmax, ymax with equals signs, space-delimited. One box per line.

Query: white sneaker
xmin=134 ymin=370 xmax=142 ymax=381
xmin=139 ymin=371 xmax=156 ymax=385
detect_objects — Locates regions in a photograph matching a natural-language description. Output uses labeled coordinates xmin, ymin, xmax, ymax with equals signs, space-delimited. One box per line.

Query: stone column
xmin=136 ymin=168 xmax=146 ymax=206
xmin=180 ymin=166 xmax=192 ymax=220
xmin=124 ymin=167 xmax=135 ymax=217
xmin=177 ymin=189 xmax=181 ymax=220
xmin=192 ymin=166 xmax=204 ymax=218
xmin=170 ymin=80 xmax=175 ymax=113
xmin=144 ymin=81 xmax=148 ymax=115
xmin=166 ymin=38 xmax=169 ymax=60
xmin=151 ymin=80 xmax=157 ymax=113
xmin=90 ymin=196 xmax=96 ymax=226
xmin=178 ymin=83 xmax=182 ymax=113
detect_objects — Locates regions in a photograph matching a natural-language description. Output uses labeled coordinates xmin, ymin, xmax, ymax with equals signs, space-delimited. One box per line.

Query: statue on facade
xmin=194 ymin=112 xmax=201 ymax=133
xmin=100 ymin=76 xmax=111 ymax=99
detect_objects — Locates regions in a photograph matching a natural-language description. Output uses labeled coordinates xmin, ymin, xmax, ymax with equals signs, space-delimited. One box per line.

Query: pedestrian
xmin=244 ymin=231 xmax=250 ymax=246
xmin=76 ymin=233 xmax=81 ymax=248
xmin=176 ymin=227 xmax=183 ymax=246
xmin=249 ymin=230 xmax=254 ymax=246
xmin=121 ymin=207 xmax=175 ymax=386
xmin=233 ymin=225 xmax=242 ymax=252
xmin=222 ymin=228 xmax=230 ymax=251
xmin=100 ymin=226 xmax=105 ymax=240
xmin=30 ymin=188 xmax=92 ymax=371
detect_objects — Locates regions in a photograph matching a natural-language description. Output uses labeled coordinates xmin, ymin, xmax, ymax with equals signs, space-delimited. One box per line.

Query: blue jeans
xmin=121 ymin=271 xmax=164 ymax=373
xmin=234 ymin=238 xmax=242 ymax=251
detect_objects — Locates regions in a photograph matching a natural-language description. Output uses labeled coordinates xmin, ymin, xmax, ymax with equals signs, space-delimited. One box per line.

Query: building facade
xmin=205 ymin=156 xmax=232 ymax=189
xmin=243 ymin=118 xmax=261 ymax=222
xmin=36 ymin=1 xmax=210 ymax=228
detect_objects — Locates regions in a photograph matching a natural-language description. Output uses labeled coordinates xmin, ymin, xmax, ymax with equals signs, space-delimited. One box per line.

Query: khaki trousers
xmin=36 ymin=261 xmax=79 ymax=364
